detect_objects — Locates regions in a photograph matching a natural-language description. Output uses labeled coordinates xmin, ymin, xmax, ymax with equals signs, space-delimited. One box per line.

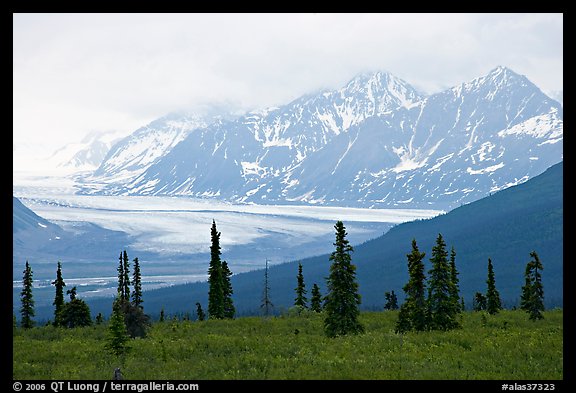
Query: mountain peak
xmin=490 ymin=65 xmax=511 ymax=74
xmin=485 ymin=65 xmax=524 ymax=83
xmin=340 ymin=70 xmax=424 ymax=110
xmin=344 ymin=70 xmax=398 ymax=90
xmin=350 ymin=69 xmax=390 ymax=81
xmin=452 ymin=66 xmax=535 ymax=98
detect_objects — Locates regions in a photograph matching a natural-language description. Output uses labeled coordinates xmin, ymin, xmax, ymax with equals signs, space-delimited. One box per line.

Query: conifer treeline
xmin=17 ymin=222 xmax=547 ymax=334
xmin=114 ymin=250 xmax=150 ymax=339
xmin=394 ymin=235 xmax=544 ymax=333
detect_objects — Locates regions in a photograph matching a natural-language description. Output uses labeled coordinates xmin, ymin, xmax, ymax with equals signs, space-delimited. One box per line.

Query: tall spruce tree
xmin=261 ymin=259 xmax=274 ymax=317
xmin=486 ymin=258 xmax=502 ymax=314
xmin=117 ymin=252 xmax=124 ymax=299
xmin=310 ymin=283 xmax=322 ymax=312
xmin=324 ymin=221 xmax=364 ymax=338
xmin=427 ymin=234 xmax=460 ymax=331
xmin=122 ymin=250 xmax=131 ymax=303
xmin=207 ymin=220 xmax=225 ymax=319
xmin=396 ymin=239 xmax=427 ymax=333
xmin=113 ymin=252 xmax=149 ymax=337
xmin=132 ymin=257 xmax=143 ymax=309
xmin=294 ymin=263 xmax=308 ymax=309
xmin=449 ymin=247 xmax=461 ymax=312
xmin=222 ymin=261 xmax=235 ymax=319
xmin=52 ymin=261 xmax=66 ymax=327
xmin=20 ymin=261 xmax=35 ymax=329
xmin=520 ymin=251 xmax=545 ymax=321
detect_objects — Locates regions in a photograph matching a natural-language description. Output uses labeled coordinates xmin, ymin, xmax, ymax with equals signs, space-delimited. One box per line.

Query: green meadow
xmin=13 ymin=309 xmax=562 ymax=380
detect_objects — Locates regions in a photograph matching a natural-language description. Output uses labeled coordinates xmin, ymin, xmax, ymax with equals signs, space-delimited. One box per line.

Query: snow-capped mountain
xmin=84 ymin=112 xmax=216 ymax=190
xmin=279 ymin=66 xmax=563 ymax=208
xmin=89 ymin=71 xmax=423 ymax=196
xmin=82 ymin=67 xmax=563 ymax=210
xmin=47 ymin=131 xmax=124 ymax=172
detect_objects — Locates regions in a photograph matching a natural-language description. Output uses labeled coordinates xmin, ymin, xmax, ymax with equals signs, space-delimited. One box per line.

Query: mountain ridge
xmin=76 ymin=67 xmax=562 ymax=210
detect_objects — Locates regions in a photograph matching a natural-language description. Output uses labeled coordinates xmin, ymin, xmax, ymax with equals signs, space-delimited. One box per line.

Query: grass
xmin=13 ymin=309 xmax=563 ymax=380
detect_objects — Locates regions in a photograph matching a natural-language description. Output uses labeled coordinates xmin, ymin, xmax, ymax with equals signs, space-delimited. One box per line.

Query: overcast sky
xmin=13 ymin=13 xmax=563 ymax=171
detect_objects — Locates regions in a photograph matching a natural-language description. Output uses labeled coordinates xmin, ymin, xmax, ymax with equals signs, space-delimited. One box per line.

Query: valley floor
xmin=14 ymin=191 xmax=440 ymax=319
xmin=13 ymin=309 xmax=562 ymax=380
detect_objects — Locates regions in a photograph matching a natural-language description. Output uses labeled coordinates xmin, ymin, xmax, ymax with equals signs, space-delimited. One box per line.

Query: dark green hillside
xmin=78 ymin=162 xmax=563 ymax=318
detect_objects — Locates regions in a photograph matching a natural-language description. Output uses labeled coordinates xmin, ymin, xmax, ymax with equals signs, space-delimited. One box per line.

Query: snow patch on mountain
xmin=498 ymin=109 xmax=562 ymax=139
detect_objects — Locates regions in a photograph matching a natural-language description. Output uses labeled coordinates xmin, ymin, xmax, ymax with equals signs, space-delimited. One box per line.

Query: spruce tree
xmin=520 ymin=251 xmax=545 ymax=321
xmin=122 ymin=250 xmax=131 ymax=303
xmin=427 ymin=234 xmax=460 ymax=331
xmin=449 ymin=246 xmax=461 ymax=312
xmin=119 ymin=300 xmax=150 ymax=338
xmin=61 ymin=286 xmax=92 ymax=328
xmin=159 ymin=307 xmax=165 ymax=322
xmin=294 ymin=262 xmax=308 ymax=309
xmin=384 ymin=290 xmax=399 ymax=310
xmin=520 ymin=264 xmax=533 ymax=313
xmin=132 ymin=257 xmax=143 ymax=308
xmin=52 ymin=261 xmax=66 ymax=327
xmin=530 ymin=251 xmax=545 ymax=320
xmin=473 ymin=292 xmax=487 ymax=311
xmin=310 ymin=283 xmax=322 ymax=312
xmin=222 ymin=261 xmax=235 ymax=319
xmin=67 ymin=286 xmax=78 ymax=301
xmin=20 ymin=260 xmax=35 ymax=329
xmin=117 ymin=252 xmax=124 ymax=300
xmin=261 ymin=259 xmax=274 ymax=317
xmin=395 ymin=304 xmax=412 ymax=334
xmin=396 ymin=239 xmax=427 ymax=333
xmin=106 ymin=297 xmax=130 ymax=357
xmin=207 ymin=220 xmax=224 ymax=319
xmin=324 ymin=221 xmax=364 ymax=338
xmin=196 ymin=302 xmax=206 ymax=321
xmin=486 ymin=258 xmax=502 ymax=314
xmin=95 ymin=313 xmax=104 ymax=325
xmin=112 ymin=252 xmax=149 ymax=337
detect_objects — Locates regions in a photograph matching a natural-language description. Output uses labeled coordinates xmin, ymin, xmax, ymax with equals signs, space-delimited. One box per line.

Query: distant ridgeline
xmin=82 ymin=67 xmax=562 ymax=211
xmin=68 ymin=161 xmax=561 ymax=320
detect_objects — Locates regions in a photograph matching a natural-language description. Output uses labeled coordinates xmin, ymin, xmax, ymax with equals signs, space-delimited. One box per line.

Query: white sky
xmin=13 ymin=13 xmax=563 ymax=171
